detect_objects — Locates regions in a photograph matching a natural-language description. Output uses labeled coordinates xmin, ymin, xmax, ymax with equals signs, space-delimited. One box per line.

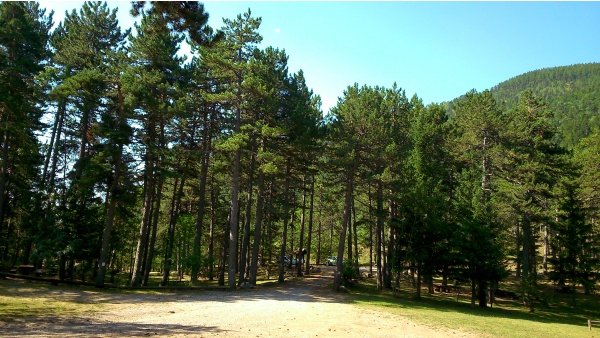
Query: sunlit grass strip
xmin=350 ymin=280 xmax=598 ymax=338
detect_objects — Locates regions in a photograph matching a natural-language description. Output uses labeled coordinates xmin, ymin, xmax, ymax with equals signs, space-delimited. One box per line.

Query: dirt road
xmin=0 ymin=267 xmax=475 ymax=337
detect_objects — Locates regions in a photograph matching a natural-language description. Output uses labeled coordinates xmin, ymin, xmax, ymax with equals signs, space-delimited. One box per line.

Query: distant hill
xmin=490 ymin=63 xmax=600 ymax=149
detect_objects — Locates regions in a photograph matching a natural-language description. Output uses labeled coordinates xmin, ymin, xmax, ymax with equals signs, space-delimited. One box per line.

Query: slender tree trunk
xmin=352 ymin=196 xmax=359 ymax=275
xmin=162 ymin=174 xmax=186 ymax=286
xmin=239 ymin=142 xmax=256 ymax=286
xmin=316 ymin=177 xmax=322 ymax=265
xmin=515 ymin=220 xmax=521 ymax=277
xmin=0 ymin=131 xmax=10 ymax=233
xmin=228 ymin=129 xmax=242 ymax=288
xmin=385 ymin=200 xmax=394 ymax=289
xmin=208 ymin=188 xmax=216 ymax=281
xmin=333 ymin=165 xmax=354 ymax=291
xmin=218 ymin=212 xmax=230 ymax=286
xmin=249 ymin=162 xmax=265 ymax=285
xmin=142 ymin=173 xmax=164 ymax=286
xmin=346 ymin=194 xmax=352 ymax=271
xmin=191 ymin=116 xmax=212 ymax=282
xmin=297 ymin=176 xmax=307 ymax=277
xmin=97 ymin=87 xmax=125 ymax=287
xmin=368 ymin=182 xmax=373 ymax=276
xmin=278 ymin=161 xmax=292 ymax=283
xmin=305 ymin=174 xmax=315 ymax=275
xmin=376 ymin=180 xmax=384 ymax=290
xmin=130 ymin=159 xmax=155 ymax=287
xmin=416 ymin=261 xmax=422 ymax=299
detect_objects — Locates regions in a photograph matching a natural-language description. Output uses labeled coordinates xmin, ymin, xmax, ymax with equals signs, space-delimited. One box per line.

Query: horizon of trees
xmin=1 ymin=1 xmax=598 ymax=311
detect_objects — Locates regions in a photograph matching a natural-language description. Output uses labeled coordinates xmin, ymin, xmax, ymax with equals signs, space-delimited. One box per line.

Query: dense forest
xmin=490 ymin=63 xmax=600 ymax=149
xmin=0 ymin=1 xmax=598 ymax=311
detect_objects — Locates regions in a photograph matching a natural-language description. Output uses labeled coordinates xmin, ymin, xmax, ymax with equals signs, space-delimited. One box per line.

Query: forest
xmin=0 ymin=1 xmax=598 ymax=312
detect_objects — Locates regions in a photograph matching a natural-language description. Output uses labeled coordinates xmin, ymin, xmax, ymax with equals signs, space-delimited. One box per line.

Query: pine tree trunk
xmin=297 ymin=177 xmax=307 ymax=277
xmin=385 ymin=201 xmax=394 ymax=289
xmin=249 ymin=165 xmax=265 ymax=285
xmin=162 ymin=175 xmax=185 ymax=286
xmin=208 ymin=188 xmax=216 ymax=281
xmin=304 ymin=174 xmax=315 ymax=275
xmin=515 ymin=220 xmax=521 ymax=277
xmin=191 ymin=116 xmax=212 ymax=282
xmin=278 ymin=161 xmax=292 ymax=283
xmin=239 ymin=143 xmax=256 ymax=286
xmin=130 ymin=159 xmax=155 ymax=287
xmin=218 ymin=212 xmax=230 ymax=286
xmin=0 ymin=130 xmax=10 ymax=234
xmin=97 ymin=88 xmax=125 ymax=287
xmin=228 ymin=123 xmax=242 ymax=288
xmin=142 ymin=172 xmax=164 ymax=286
xmin=333 ymin=166 xmax=354 ymax=291
xmin=352 ymin=196 xmax=359 ymax=275
xmin=376 ymin=180 xmax=384 ymax=290
xmin=368 ymin=183 xmax=373 ymax=277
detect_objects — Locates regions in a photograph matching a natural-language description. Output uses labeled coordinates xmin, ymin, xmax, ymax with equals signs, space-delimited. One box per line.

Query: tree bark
xmin=191 ymin=111 xmax=212 ymax=282
xmin=278 ymin=161 xmax=292 ymax=283
xmin=249 ymin=161 xmax=265 ymax=285
xmin=376 ymin=179 xmax=384 ymax=290
xmin=239 ymin=142 xmax=256 ymax=286
xmin=333 ymin=166 xmax=354 ymax=291
xmin=142 ymin=172 xmax=164 ymax=286
xmin=305 ymin=174 xmax=315 ymax=275
xmin=130 ymin=159 xmax=155 ymax=287
xmin=97 ymin=86 xmax=125 ymax=287
xmin=297 ymin=176 xmax=307 ymax=277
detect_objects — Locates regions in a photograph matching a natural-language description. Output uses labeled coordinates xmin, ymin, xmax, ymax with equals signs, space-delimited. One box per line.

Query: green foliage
xmin=490 ymin=63 xmax=600 ymax=149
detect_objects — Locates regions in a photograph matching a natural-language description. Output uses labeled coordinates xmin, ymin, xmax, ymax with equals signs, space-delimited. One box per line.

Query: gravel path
xmin=0 ymin=268 xmax=476 ymax=337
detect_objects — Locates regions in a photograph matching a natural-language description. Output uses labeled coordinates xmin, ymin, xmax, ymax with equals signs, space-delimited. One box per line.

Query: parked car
xmin=325 ymin=256 xmax=337 ymax=266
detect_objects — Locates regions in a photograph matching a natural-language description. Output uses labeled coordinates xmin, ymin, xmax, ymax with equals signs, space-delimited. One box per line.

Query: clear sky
xmin=39 ymin=1 xmax=600 ymax=113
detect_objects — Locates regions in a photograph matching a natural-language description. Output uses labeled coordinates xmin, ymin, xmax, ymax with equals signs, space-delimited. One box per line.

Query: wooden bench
xmin=589 ymin=319 xmax=600 ymax=331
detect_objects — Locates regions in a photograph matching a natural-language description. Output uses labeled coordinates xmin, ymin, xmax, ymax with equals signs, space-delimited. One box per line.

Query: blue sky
xmin=40 ymin=1 xmax=600 ymax=113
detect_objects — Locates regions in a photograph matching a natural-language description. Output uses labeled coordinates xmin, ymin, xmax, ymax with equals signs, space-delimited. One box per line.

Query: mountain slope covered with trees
xmin=490 ymin=63 xmax=600 ymax=149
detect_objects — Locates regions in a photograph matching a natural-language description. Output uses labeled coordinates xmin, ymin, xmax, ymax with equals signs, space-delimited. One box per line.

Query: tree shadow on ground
xmin=0 ymin=315 xmax=224 ymax=337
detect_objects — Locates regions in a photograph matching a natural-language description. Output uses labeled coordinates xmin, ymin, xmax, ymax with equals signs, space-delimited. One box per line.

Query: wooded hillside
xmin=491 ymin=63 xmax=600 ymax=149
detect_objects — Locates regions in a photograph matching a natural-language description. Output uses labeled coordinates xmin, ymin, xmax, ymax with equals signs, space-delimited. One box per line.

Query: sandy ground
xmin=0 ymin=267 xmax=476 ymax=337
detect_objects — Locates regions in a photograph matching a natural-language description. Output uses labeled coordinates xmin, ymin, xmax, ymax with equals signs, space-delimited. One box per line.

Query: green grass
xmin=348 ymin=277 xmax=600 ymax=338
xmin=0 ymin=282 xmax=103 ymax=320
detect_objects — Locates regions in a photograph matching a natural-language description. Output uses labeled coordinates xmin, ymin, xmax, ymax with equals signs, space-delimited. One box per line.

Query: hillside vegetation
xmin=490 ymin=63 xmax=600 ymax=149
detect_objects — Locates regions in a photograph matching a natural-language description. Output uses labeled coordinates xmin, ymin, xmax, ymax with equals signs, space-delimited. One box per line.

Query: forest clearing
xmin=1 ymin=2 xmax=599 ymax=335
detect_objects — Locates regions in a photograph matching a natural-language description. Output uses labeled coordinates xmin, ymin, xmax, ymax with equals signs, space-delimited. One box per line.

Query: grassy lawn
xmin=0 ymin=281 xmax=103 ymax=320
xmin=349 ymin=276 xmax=600 ymax=338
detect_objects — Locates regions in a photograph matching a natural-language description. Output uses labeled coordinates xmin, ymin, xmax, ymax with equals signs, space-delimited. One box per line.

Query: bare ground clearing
xmin=0 ymin=267 xmax=477 ymax=337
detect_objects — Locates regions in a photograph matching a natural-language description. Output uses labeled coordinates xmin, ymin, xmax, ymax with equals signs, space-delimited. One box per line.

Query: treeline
xmin=1 ymin=1 xmax=598 ymax=311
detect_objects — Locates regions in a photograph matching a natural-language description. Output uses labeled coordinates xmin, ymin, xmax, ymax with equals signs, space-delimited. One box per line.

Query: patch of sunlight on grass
xmin=350 ymin=279 xmax=599 ymax=338
xmin=0 ymin=294 xmax=103 ymax=319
